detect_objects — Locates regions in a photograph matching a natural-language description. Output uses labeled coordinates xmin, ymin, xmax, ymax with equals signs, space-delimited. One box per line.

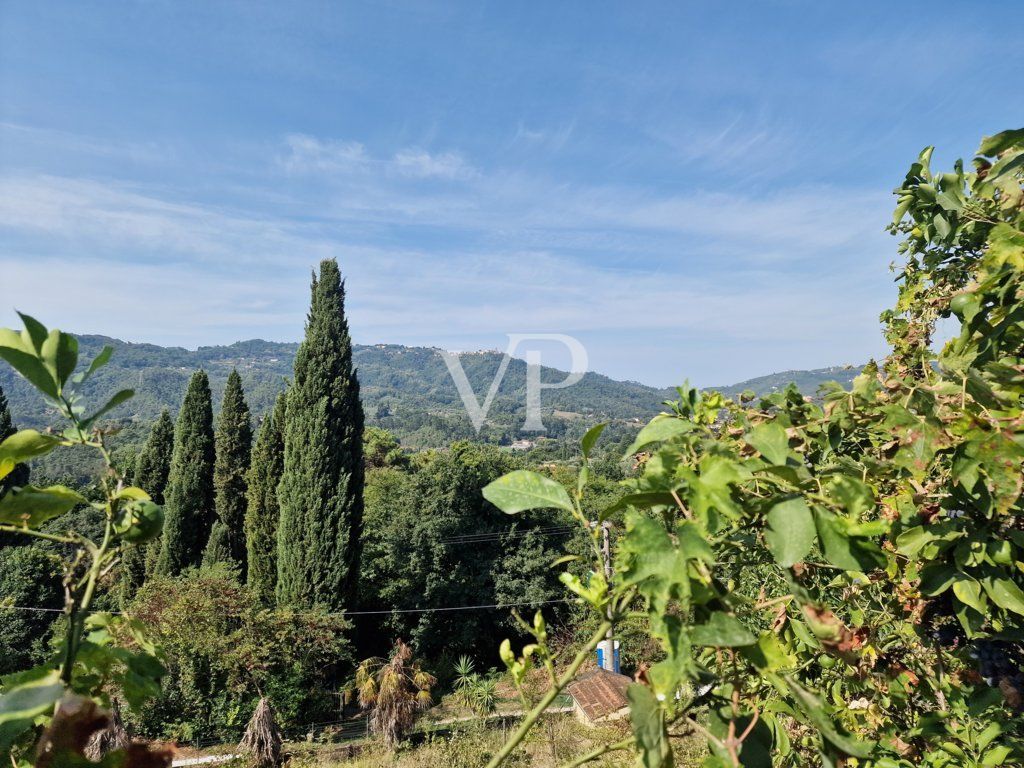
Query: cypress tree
xmin=134 ymin=410 xmax=175 ymax=504
xmin=277 ymin=260 xmax=364 ymax=610
xmin=206 ymin=370 xmax=252 ymax=568
xmin=245 ymin=391 xmax=285 ymax=605
xmin=157 ymin=370 xmax=216 ymax=576
xmin=119 ymin=410 xmax=174 ymax=602
xmin=0 ymin=384 xmax=29 ymax=496
xmin=202 ymin=521 xmax=232 ymax=569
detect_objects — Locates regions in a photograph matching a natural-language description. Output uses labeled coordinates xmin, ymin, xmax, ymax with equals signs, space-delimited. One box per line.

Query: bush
xmin=0 ymin=545 xmax=63 ymax=674
xmin=126 ymin=564 xmax=351 ymax=742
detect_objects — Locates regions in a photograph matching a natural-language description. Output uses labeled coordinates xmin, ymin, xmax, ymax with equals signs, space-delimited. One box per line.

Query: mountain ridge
xmin=0 ymin=334 xmax=861 ymax=450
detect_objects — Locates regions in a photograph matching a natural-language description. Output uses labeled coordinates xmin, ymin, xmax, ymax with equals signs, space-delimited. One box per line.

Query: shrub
xmin=127 ymin=564 xmax=350 ymax=742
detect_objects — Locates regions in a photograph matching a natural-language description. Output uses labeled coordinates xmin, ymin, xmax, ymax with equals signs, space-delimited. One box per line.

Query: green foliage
xmin=211 ymin=370 xmax=252 ymax=569
xmin=157 ymin=370 xmax=215 ymax=576
xmin=0 ymin=317 xmax=165 ymax=762
xmin=128 ymin=565 xmax=350 ymax=742
xmin=277 ymin=259 xmax=365 ymax=610
xmin=358 ymin=442 xmax=571 ymax=660
xmin=364 ymin=426 xmax=408 ymax=469
xmin=202 ymin=521 xmax=233 ymax=569
xmin=0 ymin=385 xmax=28 ymax=498
xmin=118 ymin=409 xmax=175 ymax=603
xmin=451 ymin=657 xmax=498 ymax=715
xmin=483 ymin=129 xmax=1024 ymax=768
xmin=0 ymin=546 xmax=62 ymax=674
xmin=245 ymin=391 xmax=285 ymax=606
xmin=133 ymin=410 xmax=175 ymax=507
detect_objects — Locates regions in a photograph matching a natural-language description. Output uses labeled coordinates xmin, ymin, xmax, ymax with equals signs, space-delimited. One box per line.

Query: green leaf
xmin=781 ymin=676 xmax=874 ymax=758
xmin=80 ymin=344 xmax=113 ymax=383
xmin=813 ymin=508 xmax=885 ymax=572
xmin=746 ymin=422 xmax=790 ymax=465
xmin=82 ymin=388 xmax=134 ymax=427
xmin=0 ymin=430 xmax=62 ymax=481
xmin=558 ymin=571 xmax=606 ymax=608
xmin=0 ymin=667 xmax=63 ymax=750
xmin=627 ymin=684 xmax=673 ymax=768
xmin=978 ymin=128 xmax=1024 ymax=157
xmin=691 ymin=613 xmax=756 ymax=647
xmin=987 ymin=223 xmax=1024 ymax=270
xmin=952 ymin=576 xmax=987 ymax=614
xmin=980 ymin=575 xmax=1024 ymax=617
xmin=919 ymin=564 xmax=958 ymax=596
xmin=0 ymin=484 xmax=89 ymax=528
xmin=675 ymin=520 xmax=714 ymax=564
xmin=580 ymin=422 xmax=607 ymax=459
xmin=54 ymin=332 xmax=78 ymax=388
xmin=605 ymin=491 xmax=679 ymax=514
xmin=624 ymin=416 xmax=694 ymax=456
xmin=483 ymin=470 xmax=574 ymax=514
xmin=986 ymin=151 xmax=1024 ymax=184
xmin=827 ymin=476 xmax=873 ymax=520
xmin=741 ymin=633 xmax=797 ymax=672
xmin=16 ymin=313 xmax=48 ymax=353
xmin=38 ymin=329 xmax=77 ymax=394
xmin=0 ymin=344 xmax=58 ymax=399
xmin=763 ymin=497 xmax=816 ymax=567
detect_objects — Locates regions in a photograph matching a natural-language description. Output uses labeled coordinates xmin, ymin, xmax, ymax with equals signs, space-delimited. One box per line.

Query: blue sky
xmin=1 ymin=2 xmax=1021 ymax=387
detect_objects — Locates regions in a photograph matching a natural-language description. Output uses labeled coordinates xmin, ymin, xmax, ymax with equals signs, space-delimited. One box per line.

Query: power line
xmin=0 ymin=597 xmax=574 ymax=618
xmin=438 ymin=526 xmax=576 ymax=544
xmin=345 ymin=598 xmax=571 ymax=616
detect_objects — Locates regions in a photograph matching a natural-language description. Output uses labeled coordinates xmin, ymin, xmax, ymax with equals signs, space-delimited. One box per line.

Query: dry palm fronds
xmin=354 ymin=639 xmax=437 ymax=749
xmin=84 ymin=699 xmax=131 ymax=760
xmin=239 ymin=697 xmax=283 ymax=768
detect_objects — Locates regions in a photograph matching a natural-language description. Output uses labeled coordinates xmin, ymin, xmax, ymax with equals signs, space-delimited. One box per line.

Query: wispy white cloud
xmin=511 ymin=120 xmax=576 ymax=152
xmin=0 ymin=161 xmax=895 ymax=385
xmin=391 ymin=148 xmax=475 ymax=180
xmin=278 ymin=134 xmax=476 ymax=181
xmin=279 ymin=134 xmax=368 ymax=173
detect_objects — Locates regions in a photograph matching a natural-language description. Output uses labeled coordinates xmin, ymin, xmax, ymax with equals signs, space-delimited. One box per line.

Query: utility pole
xmin=594 ymin=520 xmax=616 ymax=672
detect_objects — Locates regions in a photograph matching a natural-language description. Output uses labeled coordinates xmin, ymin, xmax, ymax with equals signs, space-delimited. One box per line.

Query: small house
xmin=566 ymin=669 xmax=631 ymax=725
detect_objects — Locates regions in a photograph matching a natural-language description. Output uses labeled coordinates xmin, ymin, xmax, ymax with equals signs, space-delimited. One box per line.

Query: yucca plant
xmin=472 ymin=678 xmax=498 ymax=715
xmin=451 ymin=656 xmax=498 ymax=715
xmin=355 ymin=639 xmax=436 ymax=748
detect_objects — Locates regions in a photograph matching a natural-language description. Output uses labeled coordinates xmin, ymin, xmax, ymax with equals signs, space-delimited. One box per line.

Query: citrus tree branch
xmin=485 ymin=619 xmax=613 ymax=768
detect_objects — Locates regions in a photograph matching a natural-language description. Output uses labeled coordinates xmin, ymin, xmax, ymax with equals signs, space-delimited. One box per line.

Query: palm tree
xmin=355 ymin=640 xmax=436 ymax=748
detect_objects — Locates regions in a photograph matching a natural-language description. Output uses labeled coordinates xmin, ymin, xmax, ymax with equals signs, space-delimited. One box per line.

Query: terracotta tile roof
xmin=566 ymin=669 xmax=631 ymax=722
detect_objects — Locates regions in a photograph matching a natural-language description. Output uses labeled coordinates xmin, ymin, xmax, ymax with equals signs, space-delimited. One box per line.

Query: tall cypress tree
xmin=202 ymin=522 xmax=232 ymax=569
xmin=134 ymin=409 xmax=175 ymax=504
xmin=205 ymin=370 xmax=252 ymax=568
xmin=119 ymin=410 xmax=175 ymax=602
xmin=277 ymin=260 xmax=364 ymax=610
xmin=157 ymin=370 xmax=216 ymax=576
xmin=245 ymin=390 xmax=286 ymax=605
xmin=0 ymin=384 xmax=29 ymax=496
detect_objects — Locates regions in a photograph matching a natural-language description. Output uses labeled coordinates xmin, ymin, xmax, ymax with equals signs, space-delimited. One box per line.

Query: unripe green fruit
xmin=949 ymin=293 xmax=973 ymax=317
xmin=114 ymin=500 xmax=164 ymax=543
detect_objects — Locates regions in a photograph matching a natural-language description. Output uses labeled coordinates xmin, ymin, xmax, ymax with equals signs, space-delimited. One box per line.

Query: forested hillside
xmin=0 ymin=334 xmax=857 ymax=447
